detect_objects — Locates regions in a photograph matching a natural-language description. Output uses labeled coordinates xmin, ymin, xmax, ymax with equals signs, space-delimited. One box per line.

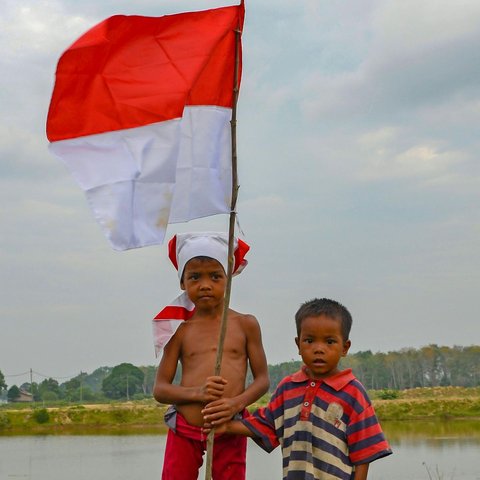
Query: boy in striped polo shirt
xmin=203 ymin=298 xmax=392 ymax=480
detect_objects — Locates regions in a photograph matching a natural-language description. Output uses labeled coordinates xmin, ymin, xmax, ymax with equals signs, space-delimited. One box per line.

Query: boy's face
xmin=295 ymin=314 xmax=351 ymax=379
xmin=180 ymin=257 xmax=227 ymax=309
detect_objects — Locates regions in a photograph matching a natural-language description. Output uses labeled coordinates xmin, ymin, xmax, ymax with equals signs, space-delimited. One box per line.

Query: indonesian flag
xmin=46 ymin=4 xmax=244 ymax=250
xmin=153 ymin=292 xmax=195 ymax=355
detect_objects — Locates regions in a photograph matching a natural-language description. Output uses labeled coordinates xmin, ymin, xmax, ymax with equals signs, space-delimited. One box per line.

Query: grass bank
xmin=0 ymin=401 xmax=169 ymax=435
xmin=370 ymin=386 xmax=480 ymax=421
xmin=1 ymin=387 xmax=479 ymax=435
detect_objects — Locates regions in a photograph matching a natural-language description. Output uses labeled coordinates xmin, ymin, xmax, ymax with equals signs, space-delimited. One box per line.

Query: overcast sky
xmin=1 ymin=0 xmax=480 ymax=385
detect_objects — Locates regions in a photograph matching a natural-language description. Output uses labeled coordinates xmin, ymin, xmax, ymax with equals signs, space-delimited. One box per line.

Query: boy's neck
xmin=193 ymin=299 xmax=226 ymax=318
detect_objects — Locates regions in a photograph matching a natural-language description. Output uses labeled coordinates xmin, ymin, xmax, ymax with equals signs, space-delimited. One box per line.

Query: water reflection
xmin=371 ymin=420 xmax=480 ymax=480
xmin=0 ymin=421 xmax=479 ymax=480
xmin=383 ymin=419 xmax=480 ymax=443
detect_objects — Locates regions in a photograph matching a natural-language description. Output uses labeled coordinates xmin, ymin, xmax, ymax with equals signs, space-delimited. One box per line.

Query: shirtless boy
xmin=153 ymin=232 xmax=269 ymax=480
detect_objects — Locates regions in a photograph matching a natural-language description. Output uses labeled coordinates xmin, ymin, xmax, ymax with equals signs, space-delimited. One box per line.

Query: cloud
xmin=0 ymin=1 xmax=93 ymax=59
xmin=301 ymin=0 xmax=480 ymax=123
xmin=356 ymin=129 xmax=468 ymax=181
xmin=0 ymin=126 xmax=56 ymax=178
xmin=240 ymin=194 xmax=286 ymax=210
xmin=1 ymin=0 xmax=480 ymax=376
xmin=372 ymin=0 xmax=480 ymax=51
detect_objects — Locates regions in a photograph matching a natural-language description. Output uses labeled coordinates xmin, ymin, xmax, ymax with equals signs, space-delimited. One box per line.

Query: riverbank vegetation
xmin=0 ymin=400 xmax=168 ymax=435
xmin=371 ymin=386 xmax=480 ymax=421
xmin=1 ymin=386 xmax=479 ymax=436
xmin=2 ymin=345 xmax=479 ymax=406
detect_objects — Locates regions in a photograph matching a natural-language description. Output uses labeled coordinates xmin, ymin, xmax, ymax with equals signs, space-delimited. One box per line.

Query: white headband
xmin=168 ymin=231 xmax=249 ymax=279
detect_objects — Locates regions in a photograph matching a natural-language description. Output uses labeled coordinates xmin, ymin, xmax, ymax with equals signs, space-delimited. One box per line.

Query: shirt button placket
xmin=300 ymin=381 xmax=317 ymax=420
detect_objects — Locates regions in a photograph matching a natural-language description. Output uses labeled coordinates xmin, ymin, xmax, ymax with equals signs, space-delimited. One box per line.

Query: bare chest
xmin=180 ymin=320 xmax=246 ymax=361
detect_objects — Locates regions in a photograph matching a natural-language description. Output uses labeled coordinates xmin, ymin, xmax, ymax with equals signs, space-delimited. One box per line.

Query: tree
xmin=7 ymin=385 xmax=20 ymax=402
xmin=62 ymin=372 xmax=89 ymax=401
xmin=139 ymin=365 xmax=157 ymax=395
xmin=84 ymin=366 xmax=112 ymax=393
xmin=74 ymin=385 xmax=96 ymax=402
xmin=102 ymin=363 xmax=144 ymax=400
xmin=38 ymin=378 xmax=61 ymax=401
xmin=41 ymin=391 xmax=59 ymax=402
xmin=62 ymin=377 xmax=81 ymax=399
xmin=267 ymin=361 xmax=302 ymax=392
xmin=0 ymin=369 xmax=6 ymax=392
xmin=62 ymin=373 xmax=99 ymax=402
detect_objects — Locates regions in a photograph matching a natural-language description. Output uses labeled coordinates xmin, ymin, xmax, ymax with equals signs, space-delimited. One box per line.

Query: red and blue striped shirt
xmin=241 ymin=367 xmax=392 ymax=479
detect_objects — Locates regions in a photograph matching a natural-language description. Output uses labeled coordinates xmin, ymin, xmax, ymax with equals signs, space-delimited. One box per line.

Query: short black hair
xmin=295 ymin=298 xmax=352 ymax=341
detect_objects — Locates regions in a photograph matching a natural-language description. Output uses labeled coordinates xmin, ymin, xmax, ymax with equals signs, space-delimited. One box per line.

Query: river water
xmin=0 ymin=421 xmax=479 ymax=479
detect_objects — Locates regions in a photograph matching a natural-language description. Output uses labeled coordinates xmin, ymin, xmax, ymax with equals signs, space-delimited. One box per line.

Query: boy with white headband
xmin=153 ymin=232 xmax=269 ymax=480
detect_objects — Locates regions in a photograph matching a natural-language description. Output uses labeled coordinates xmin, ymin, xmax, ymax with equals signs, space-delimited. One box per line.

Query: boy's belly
xmin=176 ymin=403 xmax=205 ymax=427
xmin=176 ymin=375 xmax=246 ymax=427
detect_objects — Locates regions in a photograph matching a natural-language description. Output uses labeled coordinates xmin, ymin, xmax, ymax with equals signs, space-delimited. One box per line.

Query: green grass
xmin=1 ymin=387 xmax=479 ymax=435
xmin=370 ymin=386 xmax=480 ymax=421
xmin=0 ymin=401 xmax=169 ymax=435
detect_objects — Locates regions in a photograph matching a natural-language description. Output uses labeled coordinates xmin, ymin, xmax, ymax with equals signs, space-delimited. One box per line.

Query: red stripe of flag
xmin=154 ymin=305 xmax=195 ymax=321
xmin=47 ymin=5 xmax=244 ymax=142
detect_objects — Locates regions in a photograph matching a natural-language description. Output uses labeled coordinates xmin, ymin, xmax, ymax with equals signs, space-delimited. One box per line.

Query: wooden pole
xmin=204 ymin=19 xmax=242 ymax=480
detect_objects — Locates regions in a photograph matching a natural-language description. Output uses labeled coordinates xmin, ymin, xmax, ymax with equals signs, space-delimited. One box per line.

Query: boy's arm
xmin=203 ymin=419 xmax=253 ymax=437
xmin=353 ymin=463 xmax=369 ymax=480
xmin=153 ymin=329 xmax=226 ymax=405
xmin=202 ymin=314 xmax=269 ymax=424
xmin=236 ymin=313 xmax=270 ymax=407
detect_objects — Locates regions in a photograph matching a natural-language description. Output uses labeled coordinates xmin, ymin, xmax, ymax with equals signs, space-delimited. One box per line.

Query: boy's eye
xmin=303 ymin=338 xmax=313 ymax=344
xmin=327 ymin=339 xmax=337 ymax=345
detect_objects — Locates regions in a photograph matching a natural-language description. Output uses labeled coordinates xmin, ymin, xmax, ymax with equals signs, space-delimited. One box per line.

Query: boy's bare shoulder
xmin=228 ymin=308 xmax=256 ymax=320
xmin=228 ymin=309 xmax=261 ymax=329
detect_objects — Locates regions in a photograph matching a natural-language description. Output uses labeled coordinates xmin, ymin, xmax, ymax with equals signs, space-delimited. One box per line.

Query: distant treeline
xmin=252 ymin=344 xmax=480 ymax=392
xmin=2 ymin=345 xmax=478 ymax=402
xmin=342 ymin=345 xmax=480 ymax=390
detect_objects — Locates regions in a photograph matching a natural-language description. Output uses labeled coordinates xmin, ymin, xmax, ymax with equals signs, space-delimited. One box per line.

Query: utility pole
xmin=79 ymin=372 xmax=83 ymax=403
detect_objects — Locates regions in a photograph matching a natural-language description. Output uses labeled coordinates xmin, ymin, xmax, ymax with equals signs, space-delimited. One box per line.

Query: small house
xmin=16 ymin=389 xmax=34 ymax=402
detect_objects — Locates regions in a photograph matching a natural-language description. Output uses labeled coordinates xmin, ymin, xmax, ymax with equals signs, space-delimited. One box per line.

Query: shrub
xmin=133 ymin=393 xmax=148 ymax=401
xmin=33 ymin=408 xmax=50 ymax=424
xmin=0 ymin=412 xmax=10 ymax=429
xmin=111 ymin=409 xmax=128 ymax=423
xmin=378 ymin=389 xmax=400 ymax=400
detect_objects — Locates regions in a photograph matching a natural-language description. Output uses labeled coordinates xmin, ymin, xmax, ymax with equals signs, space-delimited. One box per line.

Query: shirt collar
xmin=291 ymin=366 xmax=355 ymax=391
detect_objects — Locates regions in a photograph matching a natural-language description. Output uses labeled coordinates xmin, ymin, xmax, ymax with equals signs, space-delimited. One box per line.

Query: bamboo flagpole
xmin=204 ymin=10 xmax=243 ymax=480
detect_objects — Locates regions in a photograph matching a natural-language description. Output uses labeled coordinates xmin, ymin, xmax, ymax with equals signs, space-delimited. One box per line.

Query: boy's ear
xmin=294 ymin=337 xmax=300 ymax=352
xmin=180 ymin=279 xmax=185 ymax=290
xmin=342 ymin=339 xmax=351 ymax=357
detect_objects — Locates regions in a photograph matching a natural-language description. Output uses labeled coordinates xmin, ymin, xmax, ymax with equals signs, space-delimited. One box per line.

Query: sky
xmin=1 ymin=0 xmax=480 ymax=386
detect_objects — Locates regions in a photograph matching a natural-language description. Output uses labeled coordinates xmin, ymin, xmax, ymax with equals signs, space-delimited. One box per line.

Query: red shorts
xmin=161 ymin=408 xmax=247 ymax=480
